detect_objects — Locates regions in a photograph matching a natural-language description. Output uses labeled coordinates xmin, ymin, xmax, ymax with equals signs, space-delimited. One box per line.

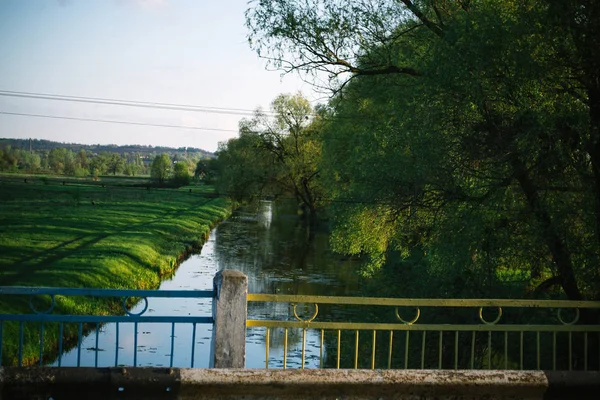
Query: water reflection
xmin=52 ymin=201 xmax=361 ymax=368
xmin=215 ymin=201 xmax=361 ymax=297
xmin=218 ymin=201 xmax=361 ymax=368
xmin=258 ymin=200 xmax=272 ymax=229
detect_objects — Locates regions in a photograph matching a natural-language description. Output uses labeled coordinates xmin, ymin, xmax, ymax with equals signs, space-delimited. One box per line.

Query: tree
xmin=195 ymin=159 xmax=209 ymax=180
xmin=19 ymin=151 xmax=41 ymax=173
xmin=89 ymin=153 xmax=108 ymax=180
xmin=194 ymin=158 xmax=218 ymax=182
xmin=246 ymin=0 xmax=423 ymax=90
xmin=123 ymin=152 xmax=144 ymax=176
xmin=62 ymin=150 xmax=75 ymax=176
xmin=195 ymin=158 xmax=218 ymax=184
xmin=246 ymin=0 xmax=600 ymax=300
xmin=48 ymin=148 xmax=67 ymax=174
xmin=0 ymin=145 xmax=18 ymax=172
xmin=123 ymin=163 xmax=140 ymax=177
xmin=46 ymin=147 xmax=76 ymax=175
xmin=106 ymin=153 xmax=125 ymax=176
xmin=150 ymin=154 xmax=172 ymax=184
xmin=216 ymin=93 xmax=324 ymax=220
xmin=215 ymin=129 xmax=274 ymax=201
xmin=171 ymin=162 xmax=191 ymax=186
xmin=247 ymin=93 xmax=323 ymax=218
xmin=74 ymin=150 xmax=89 ymax=170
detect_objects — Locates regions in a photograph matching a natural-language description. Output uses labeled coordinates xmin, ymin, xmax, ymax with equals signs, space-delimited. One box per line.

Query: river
xmin=52 ymin=201 xmax=362 ymax=368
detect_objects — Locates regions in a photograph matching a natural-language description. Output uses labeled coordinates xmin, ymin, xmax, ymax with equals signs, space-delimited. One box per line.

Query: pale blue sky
xmin=0 ymin=0 xmax=316 ymax=152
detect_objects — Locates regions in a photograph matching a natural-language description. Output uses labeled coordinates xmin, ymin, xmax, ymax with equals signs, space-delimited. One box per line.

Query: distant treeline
xmin=0 ymin=138 xmax=213 ymax=159
xmin=0 ymin=138 xmax=213 ymax=180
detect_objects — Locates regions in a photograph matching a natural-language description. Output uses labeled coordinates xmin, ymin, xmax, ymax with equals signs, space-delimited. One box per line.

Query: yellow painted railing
xmin=247 ymin=294 xmax=600 ymax=371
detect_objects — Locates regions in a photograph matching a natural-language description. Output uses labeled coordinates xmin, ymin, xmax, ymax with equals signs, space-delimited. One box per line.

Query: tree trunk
xmin=511 ymin=156 xmax=583 ymax=301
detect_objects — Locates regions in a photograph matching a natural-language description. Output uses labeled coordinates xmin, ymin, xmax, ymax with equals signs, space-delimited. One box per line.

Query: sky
xmin=0 ymin=0 xmax=318 ymax=153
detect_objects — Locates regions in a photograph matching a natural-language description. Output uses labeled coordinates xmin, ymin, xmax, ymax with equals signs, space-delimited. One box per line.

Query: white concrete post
xmin=210 ymin=269 xmax=248 ymax=368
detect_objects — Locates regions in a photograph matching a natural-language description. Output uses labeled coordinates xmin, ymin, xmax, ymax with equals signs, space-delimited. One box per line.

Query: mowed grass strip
xmin=0 ymin=175 xmax=231 ymax=365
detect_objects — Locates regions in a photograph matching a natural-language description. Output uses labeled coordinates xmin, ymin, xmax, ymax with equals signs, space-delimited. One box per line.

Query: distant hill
xmin=0 ymin=138 xmax=214 ymax=158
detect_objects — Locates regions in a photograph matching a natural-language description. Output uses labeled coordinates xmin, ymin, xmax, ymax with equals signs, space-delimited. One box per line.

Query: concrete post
xmin=210 ymin=269 xmax=248 ymax=368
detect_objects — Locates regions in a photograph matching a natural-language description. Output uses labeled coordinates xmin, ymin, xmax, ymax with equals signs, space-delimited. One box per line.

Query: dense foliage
xmin=216 ymin=93 xmax=324 ymax=221
xmin=226 ymin=0 xmax=600 ymax=300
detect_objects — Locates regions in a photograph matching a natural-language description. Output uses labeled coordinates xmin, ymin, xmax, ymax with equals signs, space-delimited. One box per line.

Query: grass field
xmin=0 ymin=173 xmax=231 ymax=365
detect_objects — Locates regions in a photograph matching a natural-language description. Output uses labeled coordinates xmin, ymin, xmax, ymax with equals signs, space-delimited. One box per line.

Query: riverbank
xmin=0 ymin=175 xmax=231 ymax=365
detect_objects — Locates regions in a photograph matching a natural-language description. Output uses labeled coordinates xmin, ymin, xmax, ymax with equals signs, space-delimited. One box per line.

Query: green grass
xmin=0 ymin=174 xmax=231 ymax=365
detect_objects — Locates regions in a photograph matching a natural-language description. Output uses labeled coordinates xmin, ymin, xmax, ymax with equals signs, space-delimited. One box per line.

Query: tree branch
xmin=533 ymin=276 xmax=562 ymax=296
xmin=354 ymin=65 xmax=422 ymax=77
xmin=398 ymin=0 xmax=444 ymax=38
xmin=432 ymin=4 xmax=445 ymax=28
xmin=458 ymin=0 xmax=471 ymax=12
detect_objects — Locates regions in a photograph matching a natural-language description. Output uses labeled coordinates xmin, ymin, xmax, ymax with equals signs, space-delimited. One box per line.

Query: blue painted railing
xmin=0 ymin=287 xmax=214 ymax=368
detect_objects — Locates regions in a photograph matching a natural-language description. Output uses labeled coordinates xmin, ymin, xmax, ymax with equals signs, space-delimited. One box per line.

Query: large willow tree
xmin=246 ymin=0 xmax=600 ymax=300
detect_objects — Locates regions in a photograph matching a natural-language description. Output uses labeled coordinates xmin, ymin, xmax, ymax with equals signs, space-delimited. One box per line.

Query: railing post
xmin=210 ymin=269 xmax=248 ymax=368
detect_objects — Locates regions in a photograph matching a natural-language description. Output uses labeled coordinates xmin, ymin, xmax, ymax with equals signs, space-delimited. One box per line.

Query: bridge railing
xmin=0 ymin=286 xmax=214 ymax=368
xmin=247 ymin=294 xmax=600 ymax=371
xmin=1 ymin=270 xmax=599 ymax=372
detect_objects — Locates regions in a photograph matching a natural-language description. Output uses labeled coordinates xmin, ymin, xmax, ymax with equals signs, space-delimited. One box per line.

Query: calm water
xmin=52 ymin=201 xmax=361 ymax=368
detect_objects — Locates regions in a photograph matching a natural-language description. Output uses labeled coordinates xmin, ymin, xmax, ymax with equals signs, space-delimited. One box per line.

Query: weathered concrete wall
xmin=210 ymin=269 xmax=247 ymax=368
xmin=1 ymin=368 xmax=598 ymax=400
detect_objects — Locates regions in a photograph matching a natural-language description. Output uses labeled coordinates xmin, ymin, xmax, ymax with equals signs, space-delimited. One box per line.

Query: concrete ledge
xmin=180 ymin=369 xmax=548 ymax=400
xmin=1 ymin=368 xmax=598 ymax=400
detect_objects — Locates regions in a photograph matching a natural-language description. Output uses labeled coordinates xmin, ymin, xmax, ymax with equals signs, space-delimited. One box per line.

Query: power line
xmin=0 ymin=89 xmax=366 ymax=122
xmin=0 ymin=111 xmax=238 ymax=133
xmin=0 ymin=89 xmax=280 ymax=117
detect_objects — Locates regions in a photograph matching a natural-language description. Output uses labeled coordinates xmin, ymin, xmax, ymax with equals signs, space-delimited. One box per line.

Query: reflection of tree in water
xmin=212 ymin=200 xmax=364 ymax=368
xmin=213 ymin=200 xmax=361 ymax=297
xmin=213 ymin=203 xmax=501 ymax=369
xmin=247 ymin=303 xmax=318 ymax=351
xmin=234 ymin=208 xmax=506 ymax=370
xmin=246 ymin=325 xmax=323 ymax=369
